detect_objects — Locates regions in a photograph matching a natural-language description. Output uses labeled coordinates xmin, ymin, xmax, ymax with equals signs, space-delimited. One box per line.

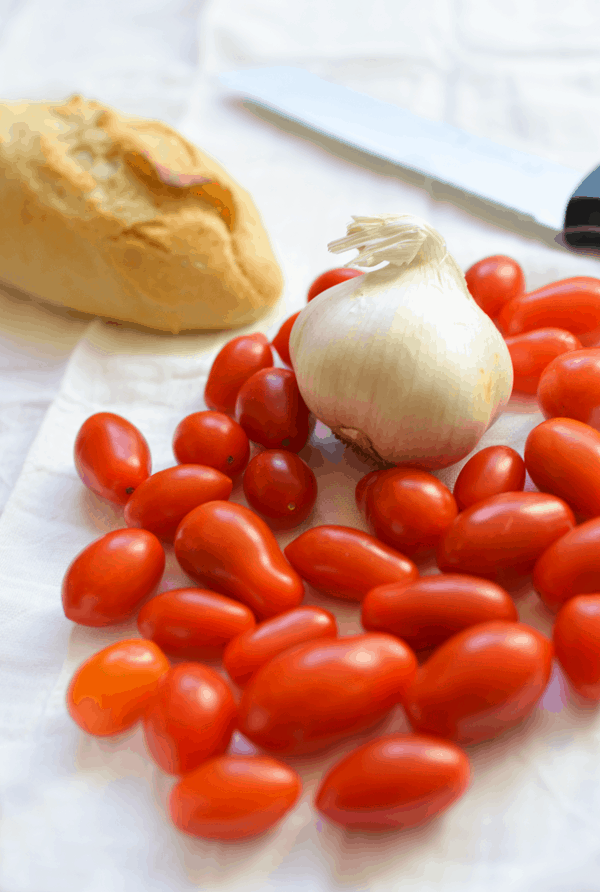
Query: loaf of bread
xmin=0 ymin=95 xmax=283 ymax=332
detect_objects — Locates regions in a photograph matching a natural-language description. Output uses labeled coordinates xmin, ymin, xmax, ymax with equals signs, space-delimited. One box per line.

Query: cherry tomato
xmin=62 ymin=529 xmax=165 ymax=626
xmin=537 ymin=347 xmax=600 ymax=429
xmin=533 ymin=518 xmax=600 ymax=611
xmin=204 ymin=333 xmax=273 ymax=415
xmin=497 ymin=277 xmax=600 ymax=346
xmin=284 ymin=525 xmax=418 ymax=601
xmin=315 ymin=734 xmax=470 ymax=831
xmin=524 ymin=417 xmax=600 ymax=519
xmin=355 ymin=469 xmax=384 ymax=515
xmin=405 ymin=621 xmax=553 ymax=744
xmin=505 ymin=328 xmax=582 ymax=394
xmin=436 ymin=492 xmax=575 ymax=582
xmin=236 ymin=367 xmax=310 ymax=452
xmin=362 ymin=574 xmax=518 ymax=652
xmin=137 ymin=588 xmax=255 ymax=659
xmin=243 ymin=450 xmax=317 ymax=527
xmin=143 ymin=663 xmax=237 ymax=775
xmin=307 ymin=268 xmax=363 ymax=301
xmin=237 ymin=634 xmax=417 ymax=755
xmin=172 ymin=411 xmax=250 ymax=476
xmin=453 ymin=445 xmax=526 ymax=510
xmin=66 ymin=639 xmax=170 ymax=736
xmin=169 ymin=755 xmax=301 ymax=840
xmin=223 ymin=606 xmax=337 ymax=687
xmin=553 ymin=595 xmax=600 ymax=699
xmin=464 ymin=255 xmax=525 ymax=317
xmin=272 ymin=311 xmax=301 ymax=366
xmin=74 ymin=412 xmax=151 ymax=505
xmin=174 ymin=501 xmax=304 ymax=619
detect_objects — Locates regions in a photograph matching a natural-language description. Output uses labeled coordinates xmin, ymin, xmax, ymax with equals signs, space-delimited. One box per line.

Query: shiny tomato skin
xmin=174 ymin=501 xmax=304 ymax=620
xmin=404 ymin=621 xmax=553 ymax=744
xmin=315 ymin=733 xmax=471 ymax=832
xmin=524 ymin=417 xmax=600 ymax=518
xmin=238 ymin=633 xmax=417 ymax=755
xmin=243 ymin=450 xmax=317 ymax=527
xmin=66 ymin=639 xmax=170 ymax=737
xmin=143 ymin=663 xmax=237 ymax=775
xmin=272 ymin=311 xmax=301 ymax=366
xmin=464 ymin=255 xmax=525 ymax=317
xmin=436 ymin=492 xmax=575 ymax=582
xmin=537 ymin=348 xmax=600 ymax=429
xmin=204 ymin=333 xmax=273 ymax=415
xmin=235 ymin=368 xmax=310 ymax=452
xmin=533 ymin=518 xmax=600 ymax=611
xmin=553 ymin=595 xmax=600 ymax=699
xmin=453 ymin=445 xmax=526 ymax=510
xmin=497 ymin=277 xmax=600 ymax=346
xmin=172 ymin=411 xmax=250 ymax=477
xmin=62 ymin=529 xmax=165 ymax=626
xmin=355 ymin=470 xmax=385 ymax=515
xmin=137 ymin=588 xmax=255 ymax=659
xmin=505 ymin=328 xmax=582 ymax=394
xmin=362 ymin=574 xmax=518 ymax=652
xmin=169 ymin=755 xmax=301 ymax=841
xmin=307 ymin=268 xmax=363 ymax=301
xmin=74 ymin=412 xmax=151 ymax=505
xmin=223 ymin=606 xmax=337 ymax=687
xmin=124 ymin=465 xmax=232 ymax=542
xmin=284 ymin=525 xmax=419 ymax=602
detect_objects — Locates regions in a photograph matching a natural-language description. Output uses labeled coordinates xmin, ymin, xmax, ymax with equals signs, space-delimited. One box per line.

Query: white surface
xmin=2 ymin=2 xmax=600 ymax=890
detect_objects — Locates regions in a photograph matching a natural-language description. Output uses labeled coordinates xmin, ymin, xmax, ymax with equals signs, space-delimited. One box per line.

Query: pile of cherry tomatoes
xmin=64 ymin=258 xmax=600 ymax=842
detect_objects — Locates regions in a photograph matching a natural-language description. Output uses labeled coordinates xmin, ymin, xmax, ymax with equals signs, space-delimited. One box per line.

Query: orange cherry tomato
xmin=553 ymin=595 xmax=600 ymax=699
xmin=453 ymin=445 xmax=526 ymax=510
xmin=74 ymin=412 xmax=151 ymax=505
xmin=66 ymin=639 xmax=170 ymax=736
xmin=307 ymin=268 xmax=363 ymax=301
xmin=143 ymin=663 xmax=237 ymax=775
xmin=223 ymin=606 xmax=337 ymax=687
xmin=174 ymin=501 xmax=304 ymax=620
xmin=237 ymin=633 xmax=417 ymax=755
xmin=137 ymin=588 xmax=255 ymax=659
xmin=537 ymin=347 xmax=600 ymax=429
xmin=242 ymin=450 xmax=317 ymax=527
xmin=236 ymin=367 xmax=310 ymax=452
xmin=533 ymin=518 xmax=600 ymax=611
xmin=524 ymin=417 xmax=600 ymax=519
xmin=172 ymin=411 xmax=250 ymax=476
xmin=284 ymin=525 xmax=419 ymax=602
xmin=436 ymin=492 xmax=575 ymax=582
xmin=497 ymin=277 xmax=600 ymax=346
xmin=315 ymin=733 xmax=470 ymax=831
xmin=204 ymin=333 xmax=273 ymax=415
xmin=62 ymin=529 xmax=165 ymax=626
xmin=464 ymin=255 xmax=525 ymax=317
xmin=169 ymin=755 xmax=301 ymax=840
xmin=505 ymin=328 xmax=582 ymax=394
xmin=272 ymin=311 xmax=301 ymax=366
xmin=405 ymin=621 xmax=553 ymax=744
xmin=361 ymin=574 xmax=518 ymax=652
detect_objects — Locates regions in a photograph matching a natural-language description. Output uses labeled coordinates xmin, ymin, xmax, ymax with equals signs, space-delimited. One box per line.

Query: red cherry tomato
xmin=533 ymin=518 xmax=600 ymax=611
xmin=315 ymin=734 xmax=470 ymax=831
xmin=236 ymin=367 xmax=310 ymax=452
xmin=405 ymin=621 xmax=553 ymax=744
xmin=464 ymin=255 xmax=525 ymax=317
xmin=355 ymin=469 xmax=384 ymax=515
xmin=553 ymin=595 xmax=600 ymax=699
xmin=74 ymin=412 xmax=151 ymax=505
xmin=223 ymin=606 xmax=337 ymax=687
xmin=497 ymin=277 xmax=600 ymax=346
xmin=272 ymin=311 xmax=301 ymax=366
xmin=169 ymin=755 xmax=301 ymax=840
xmin=174 ymin=501 xmax=304 ymax=620
xmin=62 ymin=529 xmax=165 ymax=626
xmin=284 ymin=525 xmax=418 ymax=602
xmin=137 ymin=588 xmax=255 ymax=659
xmin=362 ymin=574 xmax=518 ymax=652
xmin=172 ymin=411 xmax=250 ymax=476
xmin=436 ymin=492 xmax=575 ymax=582
xmin=537 ymin=347 xmax=600 ymax=429
xmin=143 ymin=663 xmax=237 ymax=775
xmin=242 ymin=450 xmax=317 ymax=527
xmin=505 ymin=328 xmax=582 ymax=394
xmin=307 ymin=268 xmax=363 ymax=301
xmin=453 ymin=445 xmax=526 ymax=510
xmin=237 ymin=634 xmax=417 ymax=755
xmin=66 ymin=639 xmax=170 ymax=737
xmin=524 ymin=417 xmax=600 ymax=519
xmin=204 ymin=333 xmax=273 ymax=415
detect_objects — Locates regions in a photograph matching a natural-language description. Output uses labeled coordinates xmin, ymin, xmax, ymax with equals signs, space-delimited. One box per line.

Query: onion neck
xmin=327 ymin=214 xmax=448 ymax=270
